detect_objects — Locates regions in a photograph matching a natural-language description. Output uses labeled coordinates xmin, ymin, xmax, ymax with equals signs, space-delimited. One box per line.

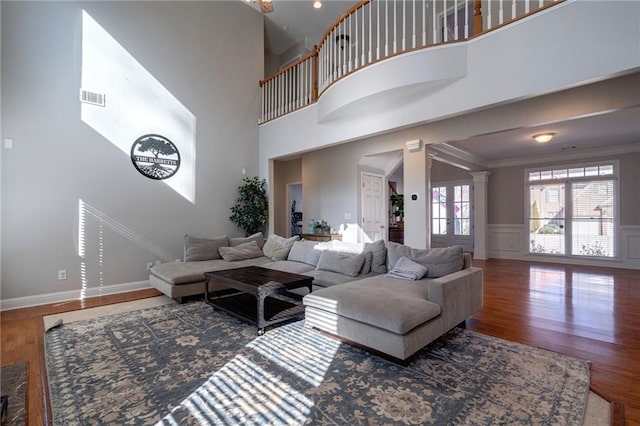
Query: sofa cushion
xmin=304 ymin=280 xmax=441 ymax=334
xmin=287 ymin=240 xmax=326 ymax=266
xmin=184 ymin=235 xmax=229 ymax=261
xmin=387 ymin=256 xmax=428 ymax=280
xmin=387 ymin=242 xmax=464 ymax=278
xmin=316 ymin=250 xmax=366 ymax=277
xmin=230 ymin=232 xmax=265 ymax=249
xmin=263 ymin=234 xmax=299 ymax=261
xmin=218 ymin=241 xmax=264 ymax=262
xmin=150 ymin=257 xmax=272 ymax=285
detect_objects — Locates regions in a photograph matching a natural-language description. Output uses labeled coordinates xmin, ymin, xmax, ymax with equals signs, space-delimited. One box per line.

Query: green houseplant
xmin=229 ymin=176 xmax=268 ymax=236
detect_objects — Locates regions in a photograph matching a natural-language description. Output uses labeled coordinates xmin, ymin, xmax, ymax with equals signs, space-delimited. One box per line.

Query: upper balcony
xmin=258 ymin=0 xmax=640 ymax=168
xmin=259 ymin=0 xmax=565 ymax=124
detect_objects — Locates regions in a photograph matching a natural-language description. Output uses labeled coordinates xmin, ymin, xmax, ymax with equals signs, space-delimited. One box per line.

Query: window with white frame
xmin=526 ymin=161 xmax=617 ymax=258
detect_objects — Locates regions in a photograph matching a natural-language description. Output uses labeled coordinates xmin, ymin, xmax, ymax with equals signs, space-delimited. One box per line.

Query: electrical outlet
xmin=146 ymin=262 xmax=153 ymax=271
xmin=58 ymin=269 xmax=67 ymax=280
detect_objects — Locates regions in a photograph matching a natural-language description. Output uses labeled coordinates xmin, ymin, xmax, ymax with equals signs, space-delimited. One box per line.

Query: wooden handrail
xmin=259 ymin=49 xmax=316 ymax=87
xmin=318 ymin=0 xmax=371 ymax=51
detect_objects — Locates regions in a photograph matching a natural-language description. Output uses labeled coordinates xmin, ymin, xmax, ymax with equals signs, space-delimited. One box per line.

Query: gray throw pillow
xmin=287 ymin=241 xmax=325 ymax=266
xmin=316 ymin=250 xmax=367 ymax=277
xmin=184 ymin=234 xmax=229 ymax=262
xmin=263 ymin=234 xmax=300 ymax=261
xmin=387 ymin=242 xmax=463 ymax=278
xmin=230 ymin=232 xmax=265 ymax=249
xmin=364 ymin=239 xmax=387 ymax=273
xmin=218 ymin=240 xmax=264 ymax=262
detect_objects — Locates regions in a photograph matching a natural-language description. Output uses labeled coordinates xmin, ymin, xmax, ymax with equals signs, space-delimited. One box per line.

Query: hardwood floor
xmin=1 ymin=260 xmax=638 ymax=425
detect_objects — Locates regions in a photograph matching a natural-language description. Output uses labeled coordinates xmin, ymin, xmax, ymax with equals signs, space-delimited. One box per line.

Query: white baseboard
xmin=0 ymin=280 xmax=152 ymax=311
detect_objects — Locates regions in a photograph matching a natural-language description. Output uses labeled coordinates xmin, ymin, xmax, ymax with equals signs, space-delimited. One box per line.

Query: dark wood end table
xmin=204 ymin=266 xmax=313 ymax=335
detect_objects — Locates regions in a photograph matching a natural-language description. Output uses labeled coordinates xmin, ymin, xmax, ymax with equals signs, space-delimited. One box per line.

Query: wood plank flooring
xmin=1 ymin=260 xmax=638 ymax=425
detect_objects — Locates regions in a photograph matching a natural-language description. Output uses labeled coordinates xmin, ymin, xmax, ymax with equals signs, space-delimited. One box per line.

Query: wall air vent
xmin=79 ymin=89 xmax=106 ymax=107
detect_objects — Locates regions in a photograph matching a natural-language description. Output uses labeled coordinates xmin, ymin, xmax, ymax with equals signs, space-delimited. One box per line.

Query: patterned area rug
xmin=0 ymin=362 xmax=27 ymax=426
xmin=45 ymin=301 xmax=591 ymax=425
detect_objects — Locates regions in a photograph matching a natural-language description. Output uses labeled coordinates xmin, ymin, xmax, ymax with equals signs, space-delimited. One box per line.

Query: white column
xmin=403 ymin=139 xmax=431 ymax=249
xmin=470 ymin=171 xmax=491 ymax=259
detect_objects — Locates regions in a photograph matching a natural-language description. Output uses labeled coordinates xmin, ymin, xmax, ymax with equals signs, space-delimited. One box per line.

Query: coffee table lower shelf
xmin=206 ymin=292 xmax=305 ymax=334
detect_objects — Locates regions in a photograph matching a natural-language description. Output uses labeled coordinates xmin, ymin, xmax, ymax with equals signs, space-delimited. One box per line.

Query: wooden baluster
xmin=312 ymin=45 xmax=319 ymax=101
xmin=464 ymin=0 xmax=469 ymax=38
xmin=347 ymin=12 xmax=358 ymax=72
xmin=474 ymin=0 xmax=482 ymax=35
xmin=355 ymin=8 xmax=359 ymax=68
xmin=432 ymin=0 xmax=437 ymax=43
xmin=360 ymin=3 xmax=367 ymax=66
xmin=368 ymin=2 xmax=372 ymax=63
xmin=454 ymin=0 xmax=458 ymax=41
xmin=422 ymin=0 xmax=427 ymax=47
xmin=512 ymin=0 xmax=517 ymax=21
xmin=525 ymin=0 xmax=530 ymax=14
xmin=377 ymin=0 xmax=381 ymax=59
xmin=412 ymin=0 xmax=416 ymax=48
xmin=499 ymin=0 xmax=504 ymax=25
xmin=385 ymin=0 xmax=389 ymax=56
xmin=393 ymin=0 xmax=397 ymax=53
xmin=402 ymin=0 xmax=406 ymax=50
xmin=443 ymin=0 xmax=447 ymax=42
xmin=342 ymin=21 xmax=347 ymax=75
xmin=487 ymin=0 xmax=491 ymax=30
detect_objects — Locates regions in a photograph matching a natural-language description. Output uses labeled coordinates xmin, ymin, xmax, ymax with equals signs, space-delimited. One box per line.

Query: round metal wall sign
xmin=130 ymin=134 xmax=181 ymax=180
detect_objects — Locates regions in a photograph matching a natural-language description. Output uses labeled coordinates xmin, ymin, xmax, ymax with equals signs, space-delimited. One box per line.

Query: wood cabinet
xmin=389 ymin=225 xmax=404 ymax=244
xmin=301 ymin=233 xmax=342 ymax=242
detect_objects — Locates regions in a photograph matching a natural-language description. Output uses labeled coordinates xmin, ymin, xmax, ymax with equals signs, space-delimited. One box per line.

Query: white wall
xmin=1 ymin=1 xmax=263 ymax=304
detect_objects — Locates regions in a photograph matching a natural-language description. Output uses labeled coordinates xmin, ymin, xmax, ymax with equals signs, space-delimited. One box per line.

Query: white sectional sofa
xmin=149 ymin=233 xmax=483 ymax=361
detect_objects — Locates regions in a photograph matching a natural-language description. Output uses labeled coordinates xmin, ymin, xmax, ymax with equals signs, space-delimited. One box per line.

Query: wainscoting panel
xmin=489 ymin=225 xmax=524 ymax=258
xmin=488 ymin=224 xmax=640 ymax=270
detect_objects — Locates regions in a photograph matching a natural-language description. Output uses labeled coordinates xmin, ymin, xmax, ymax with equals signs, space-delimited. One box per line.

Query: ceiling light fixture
xmin=313 ymin=1 xmax=322 ymax=9
xmin=533 ymin=133 xmax=555 ymax=143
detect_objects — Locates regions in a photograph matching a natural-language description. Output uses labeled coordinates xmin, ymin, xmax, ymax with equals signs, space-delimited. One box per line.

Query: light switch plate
xmin=4 ymin=138 xmax=14 ymax=149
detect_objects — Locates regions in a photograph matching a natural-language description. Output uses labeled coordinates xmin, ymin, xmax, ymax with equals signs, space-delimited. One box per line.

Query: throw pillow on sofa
xmin=316 ymin=250 xmax=367 ymax=277
xmin=287 ymin=240 xmax=328 ymax=266
xmin=364 ymin=239 xmax=387 ymax=274
xmin=387 ymin=242 xmax=463 ymax=278
xmin=230 ymin=232 xmax=265 ymax=249
xmin=184 ymin=235 xmax=229 ymax=261
xmin=218 ymin=240 xmax=264 ymax=262
xmin=263 ymin=234 xmax=300 ymax=261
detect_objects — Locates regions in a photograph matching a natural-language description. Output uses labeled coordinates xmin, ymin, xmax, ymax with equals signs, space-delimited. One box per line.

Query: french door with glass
xmin=431 ymin=182 xmax=473 ymax=252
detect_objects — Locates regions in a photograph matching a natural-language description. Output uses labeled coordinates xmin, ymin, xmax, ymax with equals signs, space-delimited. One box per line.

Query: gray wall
xmin=1 ymin=1 xmax=263 ymax=299
xmin=487 ymin=151 xmax=640 ymax=226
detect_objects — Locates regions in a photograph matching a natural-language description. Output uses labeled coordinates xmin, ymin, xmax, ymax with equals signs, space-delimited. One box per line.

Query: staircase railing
xmin=259 ymin=0 xmax=563 ymax=124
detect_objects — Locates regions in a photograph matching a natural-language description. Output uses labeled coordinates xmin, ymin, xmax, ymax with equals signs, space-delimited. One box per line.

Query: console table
xmin=301 ymin=233 xmax=342 ymax=242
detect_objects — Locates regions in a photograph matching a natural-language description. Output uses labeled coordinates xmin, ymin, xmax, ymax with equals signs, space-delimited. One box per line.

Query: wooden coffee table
xmin=204 ymin=266 xmax=313 ymax=335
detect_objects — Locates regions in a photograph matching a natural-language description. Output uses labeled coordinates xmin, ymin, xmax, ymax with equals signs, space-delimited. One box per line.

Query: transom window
xmin=526 ymin=161 xmax=618 ymax=258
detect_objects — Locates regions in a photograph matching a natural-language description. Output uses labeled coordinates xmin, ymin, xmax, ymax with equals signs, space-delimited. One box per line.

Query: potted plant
xmin=313 ymin=219 xmax=330 ymax=234
xmin=229 ymin=176 xmax=268 ymax=236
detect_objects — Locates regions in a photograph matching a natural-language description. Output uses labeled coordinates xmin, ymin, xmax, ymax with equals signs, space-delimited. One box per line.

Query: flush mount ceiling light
xmin=313 ymin=1 xmax=322 ymax=9
xmin=533 ymin=133 xmax=555 ymax=143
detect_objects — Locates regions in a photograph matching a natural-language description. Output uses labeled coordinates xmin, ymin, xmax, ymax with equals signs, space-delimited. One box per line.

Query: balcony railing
xmin=259 ymin=0 xmax=563 ymax=124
